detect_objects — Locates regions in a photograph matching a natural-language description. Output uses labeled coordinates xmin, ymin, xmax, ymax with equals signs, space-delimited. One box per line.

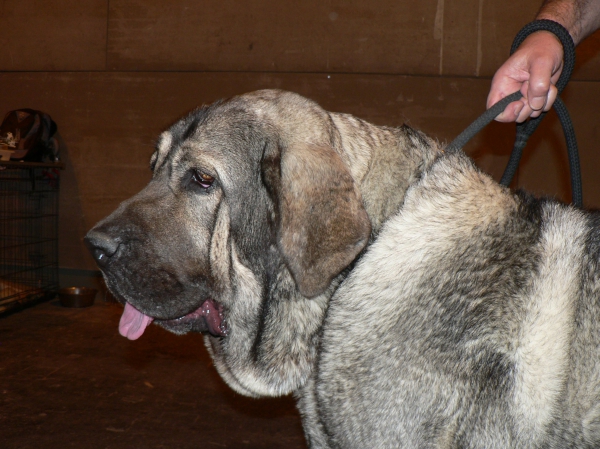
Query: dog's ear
xmin=262 ymin=143 xmax=371 ymax=298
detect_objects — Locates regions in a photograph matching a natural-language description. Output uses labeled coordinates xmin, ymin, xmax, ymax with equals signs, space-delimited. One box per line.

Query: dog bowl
xmin=0 ymin=147 xmax=13 ymax=161
xmin=58 ymin=287 xmax=97 ymax=308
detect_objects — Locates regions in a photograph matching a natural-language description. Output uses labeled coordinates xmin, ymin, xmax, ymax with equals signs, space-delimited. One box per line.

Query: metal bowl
xmin=58 ymin=287 xmax=98 ymax=308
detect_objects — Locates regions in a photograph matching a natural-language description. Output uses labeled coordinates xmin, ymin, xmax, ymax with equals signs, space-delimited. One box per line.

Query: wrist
xmin=536 ymin=4 xmax=584 ymax=44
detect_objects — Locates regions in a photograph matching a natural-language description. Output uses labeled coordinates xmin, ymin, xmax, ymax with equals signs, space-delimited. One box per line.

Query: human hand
xmin=487 ymin=31 xmax=564 ymax=123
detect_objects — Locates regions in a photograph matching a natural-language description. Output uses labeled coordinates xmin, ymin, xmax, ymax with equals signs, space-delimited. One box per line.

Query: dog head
xmin=85 ymin=90 xmax=372 ymax=396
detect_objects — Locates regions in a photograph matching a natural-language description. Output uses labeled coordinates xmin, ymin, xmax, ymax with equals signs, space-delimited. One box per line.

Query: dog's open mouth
xmin=118 ymin=299 xmax=228 ymax=340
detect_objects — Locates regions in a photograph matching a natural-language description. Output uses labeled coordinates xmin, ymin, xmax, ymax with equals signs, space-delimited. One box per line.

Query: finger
xmin=486 ymin=65 xmax=523 ymax=110
xmin=487 ymin=89 xmax=504 ymax=111
xmin=496 ymin=101 xmax=526 ymax=123
xmin=513 ymin=82 xmax=534 ymax=122
xmin=526 ymin=58 xmax=555 ymax=112
xmin=516 ymin=102 xmax=534 ymax=123
xmin=529 ymin=83 xmax=559 ymax=119
xmin=543 ymin=84 xmax=558 ymax=112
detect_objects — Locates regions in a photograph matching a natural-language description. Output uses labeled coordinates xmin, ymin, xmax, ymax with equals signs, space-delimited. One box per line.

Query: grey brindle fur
xmin=86 ymin=90 xmax=600 ymax=448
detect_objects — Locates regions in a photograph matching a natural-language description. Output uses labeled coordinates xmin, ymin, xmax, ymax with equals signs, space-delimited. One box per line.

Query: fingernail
xmin=530 ymin=97 xmax=545 ymax=111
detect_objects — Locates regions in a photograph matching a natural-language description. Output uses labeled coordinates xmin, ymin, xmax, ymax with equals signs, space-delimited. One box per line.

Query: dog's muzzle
xmin=84 ymin=228 xmax=229 ymax=340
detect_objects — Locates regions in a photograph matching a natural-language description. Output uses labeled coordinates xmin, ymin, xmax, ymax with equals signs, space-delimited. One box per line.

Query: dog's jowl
xmin=86 ymin=90 xmax=600 ymax=448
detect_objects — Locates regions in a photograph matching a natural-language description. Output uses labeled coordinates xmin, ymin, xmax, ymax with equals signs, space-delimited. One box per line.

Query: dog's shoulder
xmin=315 ymin=150 xmax=599 ymax=447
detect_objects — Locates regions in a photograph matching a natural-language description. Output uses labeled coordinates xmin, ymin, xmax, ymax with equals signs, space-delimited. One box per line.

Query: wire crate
xmin=0 ymin=161 xmax=63 ymax=314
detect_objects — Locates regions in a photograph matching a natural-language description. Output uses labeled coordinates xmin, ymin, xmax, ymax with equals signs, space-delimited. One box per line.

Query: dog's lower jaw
xmin=156 ymin=298 xmax=228 ymax=337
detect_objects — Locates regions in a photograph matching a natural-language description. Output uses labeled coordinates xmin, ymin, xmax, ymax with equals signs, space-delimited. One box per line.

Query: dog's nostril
xmin=92 ymin=248 xmax=110 ymax=266
xmin=84 ymin=230 xmax=122 ymax=266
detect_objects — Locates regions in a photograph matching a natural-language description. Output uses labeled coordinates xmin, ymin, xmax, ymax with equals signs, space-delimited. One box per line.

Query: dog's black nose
xmin=84 ymin=230 xmax=121 ymax=267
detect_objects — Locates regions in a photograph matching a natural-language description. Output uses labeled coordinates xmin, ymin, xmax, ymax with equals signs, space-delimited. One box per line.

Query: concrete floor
xmin=0 ymin=298 xmax=307 ymax=449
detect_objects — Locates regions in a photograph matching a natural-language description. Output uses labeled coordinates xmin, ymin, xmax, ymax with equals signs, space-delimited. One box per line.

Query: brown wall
xmin=1 ymin=0 xmax=600 ymax=271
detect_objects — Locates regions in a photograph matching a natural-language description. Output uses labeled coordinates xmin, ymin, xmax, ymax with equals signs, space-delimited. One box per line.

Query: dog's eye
xmin=191 ymin=170 xmax=215 ymax=190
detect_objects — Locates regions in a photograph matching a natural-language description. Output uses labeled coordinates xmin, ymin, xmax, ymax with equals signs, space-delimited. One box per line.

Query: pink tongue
xmin=119 ymin=303 xmax=154 ymax=340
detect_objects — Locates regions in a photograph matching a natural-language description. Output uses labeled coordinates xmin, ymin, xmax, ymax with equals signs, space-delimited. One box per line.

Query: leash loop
xmin=445 ymin=19 xmax=582 ymax=207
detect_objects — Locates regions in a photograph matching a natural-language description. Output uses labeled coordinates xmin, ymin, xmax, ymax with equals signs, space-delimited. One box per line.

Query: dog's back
xmin=311 ymin=151 xmax=600 ymax=448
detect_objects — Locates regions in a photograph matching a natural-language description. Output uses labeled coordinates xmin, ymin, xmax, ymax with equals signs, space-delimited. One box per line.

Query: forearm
xmin=537 ymin=0 xmax=600 ymax=44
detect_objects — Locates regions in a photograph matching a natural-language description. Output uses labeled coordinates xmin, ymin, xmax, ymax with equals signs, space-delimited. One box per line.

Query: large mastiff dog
xmin=86 ymin=90 xmax=600 ymax=448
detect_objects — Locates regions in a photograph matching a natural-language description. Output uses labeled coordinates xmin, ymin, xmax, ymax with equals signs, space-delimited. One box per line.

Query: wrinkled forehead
xmin=150 ymin=103 xmax=268 ymax=176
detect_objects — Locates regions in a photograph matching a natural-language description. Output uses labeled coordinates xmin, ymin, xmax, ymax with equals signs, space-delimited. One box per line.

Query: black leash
xmin=446 ymin=19 xmax=582 ymax=207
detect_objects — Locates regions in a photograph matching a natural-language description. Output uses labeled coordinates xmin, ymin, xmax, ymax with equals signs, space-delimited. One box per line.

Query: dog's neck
xmin=220 ymin=110 xmax=443 ymax=398
xmin=330 ymin=114 xmax=442 ymax=235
